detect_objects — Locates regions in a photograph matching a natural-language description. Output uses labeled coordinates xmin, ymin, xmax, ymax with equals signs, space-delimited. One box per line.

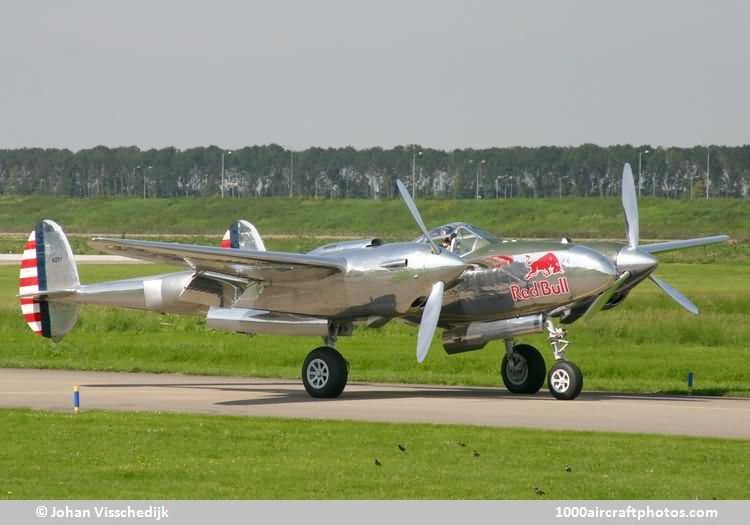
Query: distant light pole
xmin=706 ymin=146 xmax=710 ymax=199
xmin=289 ymin=149 xmax=295 ymax=197
xmin=220 ymin=150 xmax=232 ymax=199
xmin=411 ymin=148 xmax=423 ymax=197
xmin=638 ymin=149 xmax=649 ymax=198
xmin=475 ymin=160 xmax=486 ymax=200
xmin=141 ymin=165 xmax=152 ymax=199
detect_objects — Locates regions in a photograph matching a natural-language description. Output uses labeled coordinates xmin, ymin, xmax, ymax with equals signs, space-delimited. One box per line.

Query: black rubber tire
xmin=500 ymin=343 xmax=547 ymax=394
xmin=301 ymin=347 xmax=348 ymax=398
xmin=547 ymin=360 xmax=584 ymax=400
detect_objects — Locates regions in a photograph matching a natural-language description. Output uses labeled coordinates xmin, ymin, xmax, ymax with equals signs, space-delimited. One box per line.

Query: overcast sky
xmin=1 ymin=0 xmax=748 ymax=151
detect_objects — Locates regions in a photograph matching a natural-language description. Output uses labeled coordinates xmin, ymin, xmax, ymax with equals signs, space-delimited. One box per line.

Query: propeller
xmin=621 ymin=163 xmax=639 ymax=249
xmin=396 ymin=179 xmax=441 ymax=254
xmin=396 ymin=179 xmax=465 ymax=362
xmin=581 ymin=271 xmax=631 ymax=321
xmin=616 ymin=162 xmax=727 ymax=315
xmin=648 ymin=275 xmax=699 ymax=315
xmin=417 ymin=281 xmax=444 ymax=363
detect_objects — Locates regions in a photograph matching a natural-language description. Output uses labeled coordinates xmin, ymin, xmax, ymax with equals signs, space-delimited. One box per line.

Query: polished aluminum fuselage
xmin=437 ymin=240 xmax=618 ymax=323
xmin=69 ymin=239 xmax=620 ymax=329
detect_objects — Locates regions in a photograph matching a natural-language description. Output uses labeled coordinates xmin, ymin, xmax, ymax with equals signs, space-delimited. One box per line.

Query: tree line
xmin=1 ymin=144 xmax=749 ymax=199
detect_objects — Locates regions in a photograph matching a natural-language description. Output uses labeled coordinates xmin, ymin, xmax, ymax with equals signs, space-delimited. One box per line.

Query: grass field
xmin=1 ymin=408 xmax=748 ymax=499
xmin=0 ymin=234 xmax=747 ymax=265
xmin=0 ymin=195 xmax=747 ymax=240
xmin=1 ymin=263 xmax=748 ymax=396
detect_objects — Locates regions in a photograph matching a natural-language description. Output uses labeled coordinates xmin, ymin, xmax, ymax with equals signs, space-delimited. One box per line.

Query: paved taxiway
xmin=1 ymin=368 xmax=748 ymax=438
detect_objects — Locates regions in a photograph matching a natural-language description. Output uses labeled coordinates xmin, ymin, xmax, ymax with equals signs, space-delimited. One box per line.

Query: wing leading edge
xmin=89 ymin=238 xmax=346 ymax=282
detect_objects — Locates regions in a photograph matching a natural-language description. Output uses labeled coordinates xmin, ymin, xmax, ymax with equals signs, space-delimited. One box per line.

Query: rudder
xmin=19 ymin=220 xmax=80 ymax=340
xmin=219 ymin=219 xmax=266 ymax=251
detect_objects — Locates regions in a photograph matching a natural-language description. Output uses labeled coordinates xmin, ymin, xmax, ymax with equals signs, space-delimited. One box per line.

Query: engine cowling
xmin=307 ymin=239 xmax=384 ymax=255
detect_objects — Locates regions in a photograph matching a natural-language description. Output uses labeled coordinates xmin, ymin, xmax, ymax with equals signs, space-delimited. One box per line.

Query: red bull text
xmin=511 ymin=276 xmax=569 ymax=301
xmin=511 ymin=252 xmax=568 ymax=302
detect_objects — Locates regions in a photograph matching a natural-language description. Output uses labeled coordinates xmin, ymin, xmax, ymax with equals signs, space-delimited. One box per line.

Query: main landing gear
xmin=500 ymin=318 xmax=584 ymax=400
xmin=301 ymin=336 xmax=349 ymax=398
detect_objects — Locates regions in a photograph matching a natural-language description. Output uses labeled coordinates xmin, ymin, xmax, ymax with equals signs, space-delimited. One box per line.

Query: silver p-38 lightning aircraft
xmin=18 ymin=164 xmax=728 ymax=400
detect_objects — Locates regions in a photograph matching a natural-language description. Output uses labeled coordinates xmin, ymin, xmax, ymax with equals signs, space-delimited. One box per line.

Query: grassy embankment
xmin=0 ymin=262 xmax=748 ymax=396
xmin=0 ymin=195 xmax=746 ymax=239
xmin=1 ymin=409 xmax=748 ymax=499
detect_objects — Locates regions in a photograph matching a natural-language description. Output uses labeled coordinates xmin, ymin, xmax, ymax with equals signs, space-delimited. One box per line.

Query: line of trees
xmin=1 ymin=144 xmax=749 ymax=199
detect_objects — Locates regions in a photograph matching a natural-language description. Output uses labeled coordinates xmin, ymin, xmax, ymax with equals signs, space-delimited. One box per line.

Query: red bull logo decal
xmin=510 ymin=252 xmax=569 ymax=302
xmin=524 ymin=252 xmax=563 ymax=280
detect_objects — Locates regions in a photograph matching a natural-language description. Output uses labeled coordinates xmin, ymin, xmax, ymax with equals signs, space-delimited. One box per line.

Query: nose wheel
xmin=547 ymin=360 xmax=583 ymax=400
xmin=302 ymin=346 xmax=348 ymax=398
xmin=545 ymin=318 xmax=584 ymax=400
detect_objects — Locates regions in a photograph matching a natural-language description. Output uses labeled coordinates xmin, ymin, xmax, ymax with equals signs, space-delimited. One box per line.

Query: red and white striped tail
xmin=19 ymin=230 xmax=44 ymax=335
xmin=219 ymin=229 xmax=232 ymax=249
xmin=219 ymin=220 xmax=266 ymax=251
xmin=18 ymin=220 xmax=80 ymax=340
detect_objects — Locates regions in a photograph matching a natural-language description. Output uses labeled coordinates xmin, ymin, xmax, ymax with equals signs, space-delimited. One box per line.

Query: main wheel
xmin=302 ymin=347 xmax=348 ymax=398
xmin=501 ymin=344 xmax=546 ymax=394
xmin=547 ymin=360 xmax=583 ymax=400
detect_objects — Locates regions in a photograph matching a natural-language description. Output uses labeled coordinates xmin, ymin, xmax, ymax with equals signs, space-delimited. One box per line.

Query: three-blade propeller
xmin=395 ymin=179 xmax=461 ymax=363
xmin=615 ymin=162 xmax=728 ymax=315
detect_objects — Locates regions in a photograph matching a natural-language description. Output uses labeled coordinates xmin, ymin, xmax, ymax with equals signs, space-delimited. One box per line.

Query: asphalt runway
xmin=1 ymin=368 xmax=749 ymax=439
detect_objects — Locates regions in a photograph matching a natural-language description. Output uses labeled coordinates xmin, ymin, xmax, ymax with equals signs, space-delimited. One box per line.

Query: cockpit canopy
xmin=415 ymin=222 xmax=500 ymax=256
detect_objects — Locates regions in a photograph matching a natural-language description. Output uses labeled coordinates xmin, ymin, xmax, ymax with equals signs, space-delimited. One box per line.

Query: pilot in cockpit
xmin=441 ymin=232 xmax=457 ymax=251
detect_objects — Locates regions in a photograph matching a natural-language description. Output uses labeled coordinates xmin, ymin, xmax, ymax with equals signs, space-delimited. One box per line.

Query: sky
xmin=1 ymin=0 xmax=748 ymax=151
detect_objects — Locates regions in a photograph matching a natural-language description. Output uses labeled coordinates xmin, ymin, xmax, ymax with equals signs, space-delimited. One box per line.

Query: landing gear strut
xmin=544 ymin=318 xmax=583 ymax=400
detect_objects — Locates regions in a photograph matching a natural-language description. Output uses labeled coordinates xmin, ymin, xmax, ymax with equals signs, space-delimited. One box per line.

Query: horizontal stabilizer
xmin=18 ymin=288 xmax=77 ymax=300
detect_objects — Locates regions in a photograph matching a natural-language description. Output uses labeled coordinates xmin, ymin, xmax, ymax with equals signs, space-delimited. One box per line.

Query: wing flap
xmin=89 ymin=238 xmax=346 ymax=282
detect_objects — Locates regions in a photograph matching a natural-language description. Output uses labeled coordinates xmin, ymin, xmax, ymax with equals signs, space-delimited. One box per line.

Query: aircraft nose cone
xmin=424 ymin=251 xmax=467 ymax=284
xmin=437 ymin=251 xmax=468 ymax=282
xmin=616 ymin=247 xmax=658 ymax=276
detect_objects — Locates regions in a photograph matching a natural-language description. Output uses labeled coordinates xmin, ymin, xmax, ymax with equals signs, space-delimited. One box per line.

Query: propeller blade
xmin=580 ymin=271 xmax=631 ymax=321
xmin=417 ymin=281 xmax=444 ymax=363
xmin=621 ymin=163 xmax=639 ymax=249
xmin=640 ymin=235 xmax=730 ymax=254
xmin=396 ymin=179 xmax=440 ymax=254
xmin=649 ymin=275 xmax=699 ymax=315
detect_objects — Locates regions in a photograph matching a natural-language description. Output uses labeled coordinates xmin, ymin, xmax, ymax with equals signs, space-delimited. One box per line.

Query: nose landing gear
xmin=545 ymin=319 xmax=583 ymax=400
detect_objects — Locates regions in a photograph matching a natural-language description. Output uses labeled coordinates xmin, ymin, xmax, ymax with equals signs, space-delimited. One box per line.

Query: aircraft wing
xmin=89 ymin=237 xmax=346 ymax=282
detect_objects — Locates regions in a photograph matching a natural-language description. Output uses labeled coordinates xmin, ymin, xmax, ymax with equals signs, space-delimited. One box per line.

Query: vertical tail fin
xmin=19 ymin=220 xmax=80 ymax=340
xmin=219 ymin=219 xmax=266 ymax=251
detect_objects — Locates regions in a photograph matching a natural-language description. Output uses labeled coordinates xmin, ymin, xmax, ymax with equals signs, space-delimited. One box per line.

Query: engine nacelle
xmin=442 ymin=314 xmax=545 ymax=354
xmin=307 ymin=238 xmax=384 ymax=255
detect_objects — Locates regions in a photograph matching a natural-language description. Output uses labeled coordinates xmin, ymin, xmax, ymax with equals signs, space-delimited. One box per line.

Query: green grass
xmin=1 ymin=264 xmax=749 ymax=396
xmin=1 ymin=408 xmax=747 ymax=499
xmin=0 ymin=233 xmax=746 ymax=266
xmin=0 ymin=195 xmax=746 ymax=240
